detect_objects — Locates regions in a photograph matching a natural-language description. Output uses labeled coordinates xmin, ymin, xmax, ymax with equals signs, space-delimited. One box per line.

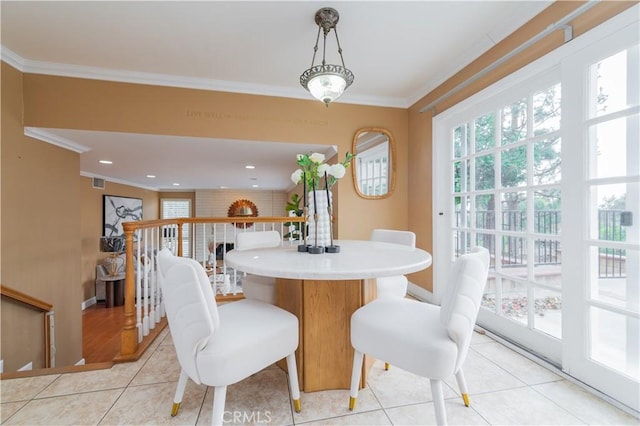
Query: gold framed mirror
xmin=228 ymin=199 xmax=258 ymax=228
xmin=351 ymin=127 xmax=396 ymax=199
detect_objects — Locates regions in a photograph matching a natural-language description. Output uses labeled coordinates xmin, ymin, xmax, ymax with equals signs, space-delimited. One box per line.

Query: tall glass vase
xmin=307 ymin=190 xmax=332 ymax=248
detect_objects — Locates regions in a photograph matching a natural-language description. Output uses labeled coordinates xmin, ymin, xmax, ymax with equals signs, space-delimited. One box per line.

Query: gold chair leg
xmin=349 ymin=396 xmax=357 ymax=411
xmin=462 ymin=393 xmax=470 ymax=407
xmin=384 ymin=362 xmax=390 ymax=370
xmin=293 ymin=399 xmax=301 ymax=413
xmin=171 ymin=402 xmax=181 ymax=416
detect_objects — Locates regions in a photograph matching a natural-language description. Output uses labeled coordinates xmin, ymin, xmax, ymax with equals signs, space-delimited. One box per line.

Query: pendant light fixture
xmin=300 ymin=7 xmax=354 ymax=106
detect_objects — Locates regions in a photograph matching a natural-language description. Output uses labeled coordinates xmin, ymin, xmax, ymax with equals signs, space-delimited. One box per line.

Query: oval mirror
xmin=352 ymin=127 xmax=396 ymax=199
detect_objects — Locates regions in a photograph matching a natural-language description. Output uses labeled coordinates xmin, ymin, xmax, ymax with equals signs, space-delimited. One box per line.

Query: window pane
xmin=534 ymin=287 xmax=562 ymax=339
xmin=453 ymin=230 xmax=471 ymax=258
xmin=502 ymin=236 xmax=527 ymax=278
xmin=476 ymin=194 xmax=495 ymax=229
xmin=533 ymin=137 xmax=561 ymax=185
xmin=589 ymin=246 xmax=638 ymax=310
xmin=482 ymin=275 xmax=498 ymax=312
xmin=533 ymin=83 xmax=561 ymax=135
xmin=161 ymin=199 xmax=191 ymax=257
xmin=453 ymin=161 xmax=463 ymax=193
xmin=502 ymin=278 xmax=528 ymax=326
xmin=475 ymin=154 xmax=494 ymax=190
xmin=501 ymin=191 xmax=527 ymax=232
xmin=590 ymin=115 xmax=639 ymax=179
xmin=590 ymin=306 xmax=639 ymax=377
xmin=501 ymin=145 xmax=527 ymax=188
xmin=591 ymin=183 xmax=629 ymax=242
xmin=454 ymin=196 xmax=470 ymax=229
xmin=475 ymin=112 xmax=495 ymax=152
xmin=502 ymin=97 xmax=527 ymax=144
xmin=590 ymin=50 xmax=629 ymax=118
xmin=454 ymin=123 xmax=470 ymax=158
xmin=534 ymin=189 xmax=561 ymax=235
xmin=476 ymin=233 xmax=495 ymax=264
xmin=534 ymin=239 xmax=561 ymax=287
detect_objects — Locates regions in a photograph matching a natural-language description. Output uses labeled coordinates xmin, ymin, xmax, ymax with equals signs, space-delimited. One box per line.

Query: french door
xmin=562 ymin=21 xmax=639 ymax=411
xmin=435 ymin=69 xmax=564 ymax=364
xmin=434 ymin=6 xmax=639 ymax=410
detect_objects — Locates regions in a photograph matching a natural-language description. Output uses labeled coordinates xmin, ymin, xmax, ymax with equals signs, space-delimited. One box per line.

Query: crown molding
xmin=24 ymin=127 xmax=90 ymax=153
xmin=2 ymin=46 xmax=408 ymax=108
xmin=79 ymin=171 xmax=159 ymax=192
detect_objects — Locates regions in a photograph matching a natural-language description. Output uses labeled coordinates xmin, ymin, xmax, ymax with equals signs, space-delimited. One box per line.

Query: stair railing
xmin=118 ymin=215 xmax=305 ymax=360
xmin=0 ymin=285 xmax=55 ymax=368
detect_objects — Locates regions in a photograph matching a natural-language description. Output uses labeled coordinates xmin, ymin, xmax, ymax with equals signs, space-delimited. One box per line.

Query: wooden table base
xmin=275 ymin=278 xmax=376 ymax=392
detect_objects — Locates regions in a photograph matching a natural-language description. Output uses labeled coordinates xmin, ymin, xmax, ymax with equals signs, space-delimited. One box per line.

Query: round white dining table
xmin=224 ymin=239 xmax=432 ymax=280
xmin=225 ymin=239 xmax=433 ymax=392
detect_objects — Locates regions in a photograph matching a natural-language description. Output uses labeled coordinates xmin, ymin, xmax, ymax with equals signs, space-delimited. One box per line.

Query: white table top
xmin=225 ymin=239 xmax=432 ymax=280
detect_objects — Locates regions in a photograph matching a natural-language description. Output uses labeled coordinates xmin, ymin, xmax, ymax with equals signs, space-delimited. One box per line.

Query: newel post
xmin=177 ymin=221 xmax=183 ymax=257
xmin=120 ymin=222 xmax=139 ymax=356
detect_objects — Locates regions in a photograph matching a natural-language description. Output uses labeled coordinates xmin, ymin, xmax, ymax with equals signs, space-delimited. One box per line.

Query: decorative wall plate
xmin=227 ymin=199 xmax=258 ymax=228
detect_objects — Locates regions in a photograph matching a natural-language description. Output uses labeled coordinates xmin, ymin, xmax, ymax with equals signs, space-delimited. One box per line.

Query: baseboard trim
xmin=82 ymin=297 xmax=97 ymax=310
xmin=407 ymin=283 xmax=435 ymax=304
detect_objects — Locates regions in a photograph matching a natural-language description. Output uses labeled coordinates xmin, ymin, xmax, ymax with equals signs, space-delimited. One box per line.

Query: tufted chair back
xmin=439 ymin=246 xmax=490 ymax=373
xmin=157 ymin=249 xmax=221 ymax=383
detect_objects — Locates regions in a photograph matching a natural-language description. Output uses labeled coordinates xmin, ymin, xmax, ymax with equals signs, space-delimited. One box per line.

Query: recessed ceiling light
xmin=172 ymin=183 xmax=180 ymax=186
xmin=245 ymin=165 xmax=255 ymax=169
xmin=146 ymin=174 xmax=156 ymax=178
xmin=99 ymin=160 xmax=112 ymax=164
xmin=252 ymin=184 xmax=259 ymax=188
xmin=219 ymin=185 xmax=228 ymax=189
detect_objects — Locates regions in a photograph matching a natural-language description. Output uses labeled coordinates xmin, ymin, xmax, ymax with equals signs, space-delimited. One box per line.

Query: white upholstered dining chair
xmin=235 ymin=230 xmax=281 ymax=304
xmin=157 ymin=248 xmax=301 ymax=426
xmin=370 ymin=229 xmax=417 ymax=370
xmin=348 ymin=246 xmax=490 ymax=425
xmin=370 ymin=229 xmax=416 ymax=299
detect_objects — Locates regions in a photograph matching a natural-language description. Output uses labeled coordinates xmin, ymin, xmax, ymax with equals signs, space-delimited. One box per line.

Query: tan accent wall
xmin=80 ymin=177 xmax=159 ymax=302
xmin=1 ymin=62 xmax=83 ymax=368
xmin=407 ymin=1 xmax=637 ymax=292
xmin=2 ymin=63 xmax=408 ymax=369
xmin=22 ymin=75 xmax=410 ymax=240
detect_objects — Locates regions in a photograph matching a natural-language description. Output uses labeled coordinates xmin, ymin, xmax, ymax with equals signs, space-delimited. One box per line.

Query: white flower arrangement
xmin=291 ymin=152 xmax=353 ymax=190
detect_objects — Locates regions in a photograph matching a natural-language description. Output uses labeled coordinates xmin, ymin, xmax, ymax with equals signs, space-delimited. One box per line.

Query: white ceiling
xmin=1 ymin=1 xmax=552 ymax=191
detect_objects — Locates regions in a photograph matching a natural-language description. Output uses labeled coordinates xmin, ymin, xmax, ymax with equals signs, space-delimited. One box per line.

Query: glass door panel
xmin=563 ymin=23 xmax=639 ymax=409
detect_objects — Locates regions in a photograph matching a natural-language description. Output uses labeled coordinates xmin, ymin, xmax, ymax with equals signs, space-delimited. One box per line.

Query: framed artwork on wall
xmin=103 ymin=195 xmax=143 ymax=237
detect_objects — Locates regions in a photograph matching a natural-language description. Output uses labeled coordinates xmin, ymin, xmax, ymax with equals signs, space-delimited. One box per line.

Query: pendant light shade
xmin=300 ymin=8 xmax=354 ymax=106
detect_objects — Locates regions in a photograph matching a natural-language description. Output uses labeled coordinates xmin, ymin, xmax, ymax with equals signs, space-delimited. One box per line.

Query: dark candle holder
xmin=309 ymin=212 xmax=324 ymax=254
xmin=308 ymin=245 xmax=325 ymax=254
xmin=325 ymin=204 xmax=340 ymax=253
xmin=324 ymin=174 xmax=340 ymax=254
xmin=298 ymin=205 xmax=309 ymax=252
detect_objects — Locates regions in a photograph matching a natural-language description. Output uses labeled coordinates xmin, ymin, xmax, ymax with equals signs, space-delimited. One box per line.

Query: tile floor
xmin=1 ymin=329 xmax=638 ymax=425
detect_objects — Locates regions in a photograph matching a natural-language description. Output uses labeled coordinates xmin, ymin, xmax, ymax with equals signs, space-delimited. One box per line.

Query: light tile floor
xmin=1 ymin=329 xmax=638 ymax=425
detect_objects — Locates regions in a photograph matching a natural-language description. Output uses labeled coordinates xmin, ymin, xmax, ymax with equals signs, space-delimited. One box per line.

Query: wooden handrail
xmin=0 ymin=284 xmax=54 ymax=369
xmin=0 ymin=284 xmax=53 ymax=312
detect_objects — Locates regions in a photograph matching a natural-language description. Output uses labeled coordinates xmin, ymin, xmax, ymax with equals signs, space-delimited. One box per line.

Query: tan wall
xmin=22 ymin=75 xmax=410 ymax=241
xmin=406 ymin=0 xmax=636 ymax=293
xmin=0 ymin=301 xmax=46 ymax=371
xmin=1 ymin=62 xmax=83 ymax=368
xmin=80 ymin=177 xmax=159 ymax=302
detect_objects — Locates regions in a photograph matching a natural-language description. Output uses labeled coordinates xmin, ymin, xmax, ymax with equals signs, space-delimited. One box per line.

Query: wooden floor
xmin=82 ymin=294 xmax=242 ymax=364
xmin=82 ymin=302 xmax=125 ymax=364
